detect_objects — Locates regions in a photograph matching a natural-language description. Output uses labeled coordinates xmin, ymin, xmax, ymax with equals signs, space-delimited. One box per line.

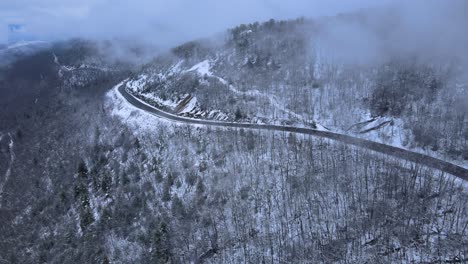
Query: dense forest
xmin=0 ymin=10 xmax=467 ymax=264
xmin=127 ymin=18 xmax=467 ymax=163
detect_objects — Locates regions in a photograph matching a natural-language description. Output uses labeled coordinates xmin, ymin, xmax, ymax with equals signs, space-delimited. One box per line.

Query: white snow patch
xmin=63 ymin=65 xmax=76 ymax=71
xmin=179 ymin=96 xmax=198 ymax=114
xmin=169 ymin=60 xmax=184 ymax=76
xmin=107 ymin=82 xmax=236 ymax=131
xmin=141 ymin=93 xmax=179 ymax=109
xmin=187 ymin=60 xmax=212 ymax=76
xmin=106 ymin=81 xmax=184 ymax=132
xmin=53 ymin=53 xmax=59 ymax=65
xmin=126 ymin=75 xmax=148 ymax=92
xmin=53 ymin=53 xmax=78 ymax=76
xmin=105 ymin=233 xmax=144 ymax=263
xmin=316 ymin=123 xmax=330 ymax=131
xmin=228 ymin=84 xmax=305 ymax=120
xmin=0 ymin=133 xmax=15 ymax=206
xmin=350 ymin=112 xmax=468 ymax=170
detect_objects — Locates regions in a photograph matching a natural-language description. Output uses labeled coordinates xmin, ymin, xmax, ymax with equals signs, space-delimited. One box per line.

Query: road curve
xmin=118 ymin=84 xmax=468 ymax=181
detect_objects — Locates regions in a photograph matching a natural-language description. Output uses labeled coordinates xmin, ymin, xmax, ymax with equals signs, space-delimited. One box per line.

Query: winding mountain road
xmin=118 ymin=84 xmax=468 ymax=181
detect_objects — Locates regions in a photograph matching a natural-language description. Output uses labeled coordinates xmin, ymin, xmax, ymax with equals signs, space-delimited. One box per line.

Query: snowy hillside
xmin=125 ymin=19 xmax=468 ymax=164
xmin=0 ymin=9 xmax=467 ymax=264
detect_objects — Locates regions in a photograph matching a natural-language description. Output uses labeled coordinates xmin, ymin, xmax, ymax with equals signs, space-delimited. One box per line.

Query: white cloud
xmin=0 ymin=24 xmax=7 ymax=44
xmin=0 ymin=0 xmax=394 ymax=45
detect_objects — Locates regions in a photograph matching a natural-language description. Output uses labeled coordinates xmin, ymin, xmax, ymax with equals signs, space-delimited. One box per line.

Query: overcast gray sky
xmin=0 ymin=0 xmax=397 ymax=46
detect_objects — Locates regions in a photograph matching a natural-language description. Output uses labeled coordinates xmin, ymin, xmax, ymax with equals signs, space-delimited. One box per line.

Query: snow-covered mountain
xmin=0 ymin=12 xmax=467 ymax=264
xmin=125 ymin=18 xmax=467 ymax=163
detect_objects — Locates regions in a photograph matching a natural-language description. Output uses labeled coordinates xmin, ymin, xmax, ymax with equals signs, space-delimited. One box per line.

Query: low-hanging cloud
xmin=315 ymin=0 xmax=468 ymax=66
xmin=2 ymin=0 xmax=467 ymax=71
xmin=0 ymin=0 xmax=395 ymax=47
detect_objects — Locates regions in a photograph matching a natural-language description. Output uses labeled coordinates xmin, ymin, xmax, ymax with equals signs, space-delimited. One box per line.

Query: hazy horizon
xmin=1 ymin=0 xmax=397 ymax=47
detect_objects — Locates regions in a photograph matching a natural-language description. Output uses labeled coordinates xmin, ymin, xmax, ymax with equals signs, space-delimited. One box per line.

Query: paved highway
xmin=118 ymin=84 xmax=468 ymax=181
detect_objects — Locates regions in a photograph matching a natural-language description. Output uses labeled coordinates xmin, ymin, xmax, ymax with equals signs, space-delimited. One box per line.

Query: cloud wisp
xmin=312 ymin=0 xmax=468 ymax=67
xmin=0 ymin=0 xmax=394 ymax=47
xmin=1 ymin=0 xmax=467 ymax=71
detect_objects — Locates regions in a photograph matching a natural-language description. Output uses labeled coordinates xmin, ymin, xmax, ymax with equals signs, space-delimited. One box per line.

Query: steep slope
xmin=125 ymin=18 xmax=468 ymax=165
xmin=0 ymin=15 xmax=466 ymax=264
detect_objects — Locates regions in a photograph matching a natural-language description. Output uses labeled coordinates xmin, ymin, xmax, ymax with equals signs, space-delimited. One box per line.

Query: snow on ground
xmin=53 ymin=53 xmax=78 ymax=77
xmin=174 ymin=95 xmax=229 ymax=121
xmin=455 ymin=82 xmax=467 ymax=93
xmin=141 ymin=93 xmax=179 ymax=109
xmin=53 ymin=53 xmax=115 ymax=77
xmin=123 ymin=60 xmax=467 ymax=171
xmin=126 ymin=61 xmax=231 ymax=121
xmin=228 ymin=83 xmax=306 ymax=121
xmin=363 ymin=117 xmax=405 ymax=145
xmin=62 ymin=65 xmax=76 ymax=71
xmin=184 ymin=59 xmax=312 ymax=123
xmin=126 ymin=75 xmax=148 ymax=92
xmin=129 ymin=59 xmax=315 ymax=124
xmin=110 ymin=78 xmax=468 ymax=181
xmin=346 ymin=111 xmax=405 ymax=145
xmin=345 ymin=111 xmax=468 ymax=170
xmin=169 ymin=60 xmax=184 ymax=76
xmin=53 ymin=53 xmax=59 ymax=65
xmin=105 ymin=232 xmax=144 ymax=263
xmin=240 ymin=29 xmax=253 ymax=36
xmin=315 ymin=123 xmax=330 ymax=131
xmin=186 ymin=60 xmax=212 ymax=76
xmin=106 ymin=81 xmax=192 ymax=134
xmin=107 ymin=82 xmax=270 ymax=135
xmin=108 ymin=81 xmax=310 ymax=151
xmin=414 ymin=144 xmax=468 ymax=170
xmin=0 ymin=133 xmax=15 ymax=205
xmin=178 ymin=96 xmax=198 ymax=114
xmin=313 ymin=42 xmax=323 ymax=80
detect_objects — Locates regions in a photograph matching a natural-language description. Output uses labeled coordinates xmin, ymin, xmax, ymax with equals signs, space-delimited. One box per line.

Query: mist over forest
xmin=0 ymin=1 xmax=467 ymax=263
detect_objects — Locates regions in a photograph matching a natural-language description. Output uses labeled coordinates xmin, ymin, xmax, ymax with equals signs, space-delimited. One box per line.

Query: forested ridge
xmin=0 ymin=11 xmax=467 ymax=264
xmin=129 ymin=18 xmax=467 ymax=163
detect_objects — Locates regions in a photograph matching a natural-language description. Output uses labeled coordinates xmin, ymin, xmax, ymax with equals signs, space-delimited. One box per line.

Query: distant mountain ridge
xmin=0 ymin=40 xmax=50 ymax=66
